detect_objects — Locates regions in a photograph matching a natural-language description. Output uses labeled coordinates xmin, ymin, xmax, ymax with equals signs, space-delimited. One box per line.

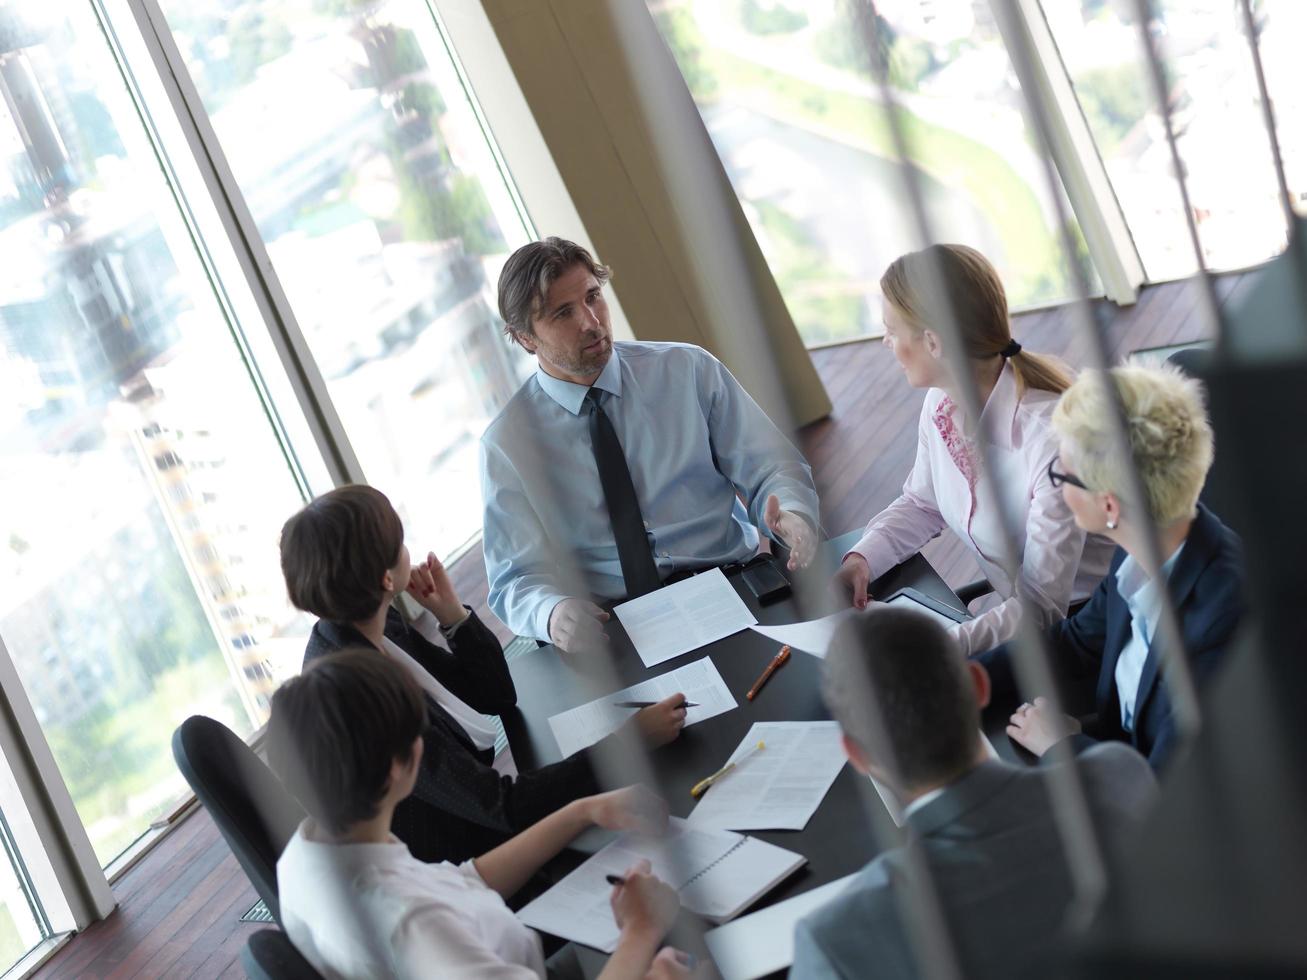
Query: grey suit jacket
xmin=791 ymin=745 xmax=1156 ymax=980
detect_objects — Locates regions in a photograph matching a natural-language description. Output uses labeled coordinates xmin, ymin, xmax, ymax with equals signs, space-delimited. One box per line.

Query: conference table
xmin=502 ymin=532 xmax=996 ymax=976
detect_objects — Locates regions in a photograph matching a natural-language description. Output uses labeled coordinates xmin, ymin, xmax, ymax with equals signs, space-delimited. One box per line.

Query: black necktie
xmin=586 ymin=387 xmax=662 ymax=598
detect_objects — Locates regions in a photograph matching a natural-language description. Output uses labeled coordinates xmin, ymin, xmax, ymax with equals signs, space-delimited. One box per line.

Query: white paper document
xmin=748 ymin=609 xmax=856 ymax=658
xmin=704 ymin=874 xmax=858 ymax=980
xmin=517 ymin=818 xmax=806 ymax=952
xmin=547 ymin=657 xmax=737 ymax=758
xmin=614 ymin=568 xmax=757 ymax=667
xmin=688 ymin=722 xmax=847 ymax=831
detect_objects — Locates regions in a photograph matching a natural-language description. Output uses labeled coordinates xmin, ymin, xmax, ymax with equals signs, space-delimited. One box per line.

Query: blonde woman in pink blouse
xmin=833 ymin=245 xmax=1114 ymax=655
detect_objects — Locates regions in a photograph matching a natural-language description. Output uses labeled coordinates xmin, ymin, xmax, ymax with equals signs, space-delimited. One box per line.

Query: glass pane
xmin=652 ymin=0 xmax=1084 ymax=346
xmin=0 ymin=2 xmax=310 ymax=864
xmin=160 ymin=0 xmax=535 ymax=558
xmin=0 ymin=807 xmax=44 ymax=970
xmin=1044 ymin=0 xmax=1300 ymax=280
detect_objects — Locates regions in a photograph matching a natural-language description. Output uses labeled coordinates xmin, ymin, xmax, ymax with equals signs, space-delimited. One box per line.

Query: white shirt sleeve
xmin=388 ymin=862 xmax=544 ymax=980
xmin=848 ymin=399 xmax=948 ymax=580
xmin=389 ymin=910 xmax=542 ymax=980
xmin=951 ymin=439 xmax=1087 ymax=656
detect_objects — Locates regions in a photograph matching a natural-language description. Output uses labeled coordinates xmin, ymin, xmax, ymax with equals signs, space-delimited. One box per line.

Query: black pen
xmin=612 ymin=700 xmax=699 ymax=709
xmin=605 ymin=874 xmax=626 ymax=886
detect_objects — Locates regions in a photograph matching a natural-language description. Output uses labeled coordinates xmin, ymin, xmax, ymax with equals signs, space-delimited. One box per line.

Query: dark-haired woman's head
xmin=280 ymin=484 xmax=407 ymax=623
xmin=266 ymin=649 xmax=426 ymax=836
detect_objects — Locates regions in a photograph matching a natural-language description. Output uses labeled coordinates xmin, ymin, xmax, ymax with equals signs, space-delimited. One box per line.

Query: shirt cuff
xmin=413 ymin=606 xmax=471 ymax=645
xmin=439 ymin=605 xmax=472 ymax=637
xmin=534 ymin=595 xmax=568 ymax=645
xmin=843 ymin=532 xmax=892 ymax=583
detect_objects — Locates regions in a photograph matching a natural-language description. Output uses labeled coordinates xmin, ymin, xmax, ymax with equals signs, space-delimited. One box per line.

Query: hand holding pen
xmin=625 ymin=692 xmax=690 ymax=748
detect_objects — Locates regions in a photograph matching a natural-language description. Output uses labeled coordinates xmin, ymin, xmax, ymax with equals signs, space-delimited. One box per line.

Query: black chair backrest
xmin=172 ymin=715 xmax=305 ymax=924
xmin=241 ymin=928 xmax=324 ymax=980
xmin=1165 ymin=347 xmax=1241 ymax=536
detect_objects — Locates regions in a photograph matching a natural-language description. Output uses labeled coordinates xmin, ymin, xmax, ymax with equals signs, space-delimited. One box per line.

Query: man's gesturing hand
xmin=548 ymin=597 xmax=610 ymax=654
xmin=763 ymin=494 xmax=815 ymax=570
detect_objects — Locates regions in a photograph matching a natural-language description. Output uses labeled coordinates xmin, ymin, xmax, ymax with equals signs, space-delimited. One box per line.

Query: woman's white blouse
xmin=848 ymin=363 xmax=1114 ymax=655
xmin=278 ymin=820 xmax=545 ymax=980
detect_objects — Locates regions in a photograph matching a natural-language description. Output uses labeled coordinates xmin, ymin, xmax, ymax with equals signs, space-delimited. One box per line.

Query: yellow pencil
xmin=690 ymin=740 xmax=766 ymax=798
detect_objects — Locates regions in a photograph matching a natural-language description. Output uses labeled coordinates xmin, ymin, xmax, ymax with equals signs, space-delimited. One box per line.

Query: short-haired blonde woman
xmin=833 ymin=244 xmax=1114 ymax=654
xmin=980 ymin=362 xmax=1245 ymax=771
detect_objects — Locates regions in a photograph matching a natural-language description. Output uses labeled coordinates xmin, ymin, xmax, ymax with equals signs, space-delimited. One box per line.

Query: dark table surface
xmin=503 ymin=532 xmax=972 ymax=924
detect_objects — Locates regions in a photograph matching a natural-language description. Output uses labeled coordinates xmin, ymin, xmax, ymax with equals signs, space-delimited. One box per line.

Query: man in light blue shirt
xmin=480 ymin=237 xmax=819 ymax=650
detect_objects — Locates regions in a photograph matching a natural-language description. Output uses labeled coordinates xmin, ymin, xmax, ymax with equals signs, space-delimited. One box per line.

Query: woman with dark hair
xmin=279 ymin=485 xmax=687 ymax=865
xmin=269 ymin=650 xmax=691 ymax=979
xmin=832 ymin=245 xmax=1114 ymax=655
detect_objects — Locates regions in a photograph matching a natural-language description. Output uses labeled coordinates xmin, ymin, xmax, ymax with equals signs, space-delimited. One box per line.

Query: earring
xmin=1106 ymin=519 xmax=1118 ymax=530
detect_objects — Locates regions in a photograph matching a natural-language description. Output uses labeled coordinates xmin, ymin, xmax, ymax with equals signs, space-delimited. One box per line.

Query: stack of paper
xmin=614 ymin=568 xmax=757 ymax=667
xmin=547 ymin=657 xmax=736 ymax=757
xmin=517 ymin=818 xmax=806 ymax=952
xmin=688 ymin=722 xmax=847 ymax=831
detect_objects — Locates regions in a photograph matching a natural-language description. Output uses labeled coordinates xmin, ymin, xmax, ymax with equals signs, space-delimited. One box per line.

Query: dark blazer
xmin=305 ymin=606 xmax=600 ymax=864
xmin=978 ymin=503 xmax=1244 ymax=770
xmin=791 ymin=746 xmax=1157 ymax=980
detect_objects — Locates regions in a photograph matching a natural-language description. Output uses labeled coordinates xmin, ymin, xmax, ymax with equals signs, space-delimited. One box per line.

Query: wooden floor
xmin=34 ymin=272 xmax=1251 ymax=978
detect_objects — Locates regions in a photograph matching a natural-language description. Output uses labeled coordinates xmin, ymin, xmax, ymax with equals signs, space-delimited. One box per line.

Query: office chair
xmin=241 ymin=928 xmax=324 ymax=980
xmin=171 ymin=716 xmax=305 ymax=924
xmin=1162 ymin=346 xmax=1243 ymax=537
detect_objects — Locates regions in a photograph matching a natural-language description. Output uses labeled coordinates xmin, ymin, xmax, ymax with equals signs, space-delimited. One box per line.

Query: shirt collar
xmin=533 ymin=345 xmax=623 ymax=416
xmin=1115 ymin=541 xmax=1187 ymax=611
xmin=901 ymin=785 xmax=947 ymax=820
xmin=938 ymin=361 xmax=1020 ymax=449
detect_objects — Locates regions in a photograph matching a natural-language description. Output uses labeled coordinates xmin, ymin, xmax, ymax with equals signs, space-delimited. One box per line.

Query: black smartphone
xmin=741 ymin=561 xmax=792 ymax=605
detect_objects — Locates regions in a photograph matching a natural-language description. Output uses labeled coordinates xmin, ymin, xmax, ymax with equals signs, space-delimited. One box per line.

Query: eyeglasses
xmin=1047 ymin=457 xmax=1090 ymax=491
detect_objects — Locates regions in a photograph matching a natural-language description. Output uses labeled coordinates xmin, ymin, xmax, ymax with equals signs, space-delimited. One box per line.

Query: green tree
xmin=739 ymin=0 xmax=808 ymax=35
xmin=1076 ymin=64 xmax=1148 ymax=153
xmin=654 ymin=8 xmax=719 ymax=102
xmin=227 ymin=7 xmax=294 ymax=89
xmin=399 ymin=82 xmax=446 ymax=120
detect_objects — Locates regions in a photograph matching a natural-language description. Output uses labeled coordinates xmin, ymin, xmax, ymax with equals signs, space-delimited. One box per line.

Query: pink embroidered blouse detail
xmin=848 ymin=364 xmax=1115 ymax=656
xmin=931 ymin=396 xmax=979 ymax=527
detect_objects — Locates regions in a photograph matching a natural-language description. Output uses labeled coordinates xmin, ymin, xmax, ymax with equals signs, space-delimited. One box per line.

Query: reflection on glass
xmin=651 ymin=0 xmax=1083 ymax=345
xmin=0 ymin=1 xmax=309 ymax=865
xmin=1044 ymin=0 xmax=1302 ymax=279
xmin=162 ymin=0 xmax=534 ymax=558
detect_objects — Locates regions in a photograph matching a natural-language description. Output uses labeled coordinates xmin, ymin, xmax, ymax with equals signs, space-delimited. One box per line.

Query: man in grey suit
xmin=791 ymin=607 xmax=1157 ymax=980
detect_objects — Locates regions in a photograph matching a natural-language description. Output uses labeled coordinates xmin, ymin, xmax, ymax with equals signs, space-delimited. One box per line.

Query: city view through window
xmin=161 ymin=0 xmax=535 ymax=563
xmin=2 ymin=0 xmax=542 ymax=915
xmin=652 ymin=0 xmax=1087 ymax=346
xmin=1045 ymin=0 xmax=1306 ymax=280
xmin=0 ymin=0 xmax=311 ymax=879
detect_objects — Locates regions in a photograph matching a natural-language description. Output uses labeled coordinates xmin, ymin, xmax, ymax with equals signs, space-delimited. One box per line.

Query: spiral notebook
xmin=516 ymin=818 xmax=806 ymax=953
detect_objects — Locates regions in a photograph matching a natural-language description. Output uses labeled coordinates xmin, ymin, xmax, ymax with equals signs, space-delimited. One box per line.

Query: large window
xmin=652 ymin=0 xmax=1087 ymax=345
xmin=1045 ymin=0 xmax=1304 ymax=279
xmin=0 ymin=0 xmax=309 ymax=866
xmin=160 ymin=0 xmax=535 ymax=559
